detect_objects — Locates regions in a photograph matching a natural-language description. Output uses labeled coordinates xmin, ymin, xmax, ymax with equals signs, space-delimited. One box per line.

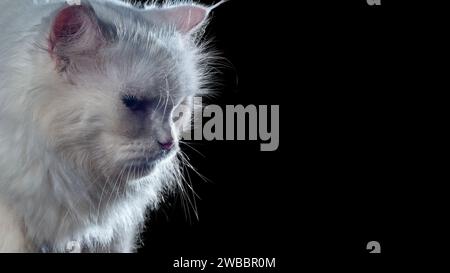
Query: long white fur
xmin=0 ymin=0 xmax=218 ymax=252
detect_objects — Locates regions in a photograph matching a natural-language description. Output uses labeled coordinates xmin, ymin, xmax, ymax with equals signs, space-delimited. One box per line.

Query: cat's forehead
xmin=122 ymin=74 xmax=186 ymax=99
xmin=106 ymin=36 xmax=196 ymax=97
xmin=78 ymin=3 xmax=201 ymax=98
xmin=105 ymin=43 xmax=194 ymax=98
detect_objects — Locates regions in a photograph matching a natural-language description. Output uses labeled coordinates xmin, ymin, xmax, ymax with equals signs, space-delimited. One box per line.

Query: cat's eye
xmin=121 ymin=95 xmax=149 ymax=112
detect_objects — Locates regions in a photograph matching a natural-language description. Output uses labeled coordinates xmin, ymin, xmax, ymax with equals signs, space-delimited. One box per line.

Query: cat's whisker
xmin=179 ymin=141 xmax=206 ymax=158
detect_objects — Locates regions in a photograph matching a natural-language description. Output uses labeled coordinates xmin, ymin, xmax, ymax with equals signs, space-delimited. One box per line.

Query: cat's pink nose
xmin=159 ymin=140 xmax=174 ymax=151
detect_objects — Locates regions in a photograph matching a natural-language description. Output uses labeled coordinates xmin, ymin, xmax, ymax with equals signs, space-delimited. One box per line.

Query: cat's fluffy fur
xmin=0 ymin=0 xmax=217 ymax=252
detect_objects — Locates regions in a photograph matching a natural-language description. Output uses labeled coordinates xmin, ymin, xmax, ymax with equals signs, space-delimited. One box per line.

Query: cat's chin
xmin=124 ymin=161 xmax=157 ymax=179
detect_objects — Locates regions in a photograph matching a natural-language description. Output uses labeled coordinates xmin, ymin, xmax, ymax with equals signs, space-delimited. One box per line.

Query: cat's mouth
xmin=121 ymin=149 xmax=176 ymax=179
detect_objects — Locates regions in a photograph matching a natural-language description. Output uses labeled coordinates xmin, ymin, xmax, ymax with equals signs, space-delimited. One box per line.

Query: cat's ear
xmin=143 ymin=1 xmax=226 ymax=35
xmin=143 ymin=5 xmax=208 ymax=35
xmin=49 ymin=4 xmax=105 ymax=66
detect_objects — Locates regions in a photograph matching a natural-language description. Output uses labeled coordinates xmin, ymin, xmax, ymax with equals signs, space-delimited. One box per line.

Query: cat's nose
xmin=158 ymin=139 xmax=175 ymax=151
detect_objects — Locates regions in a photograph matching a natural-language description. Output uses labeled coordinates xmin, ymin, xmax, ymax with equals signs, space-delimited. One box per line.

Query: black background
xmin=136 ymin=0 xmax=423 ymax=268
xmin=136 ymin=1 xmax=449 ymax=269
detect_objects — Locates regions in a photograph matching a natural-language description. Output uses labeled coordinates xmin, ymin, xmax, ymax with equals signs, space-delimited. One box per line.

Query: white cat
xmin=0 ymin=0 xmax=220 ymax=252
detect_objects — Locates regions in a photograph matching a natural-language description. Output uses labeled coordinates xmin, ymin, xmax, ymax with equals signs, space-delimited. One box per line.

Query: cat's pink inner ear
xmin=160 ymin=5 xmax=208 ymax=34
xmin=49 ymin=4 xmax=102 ymax=53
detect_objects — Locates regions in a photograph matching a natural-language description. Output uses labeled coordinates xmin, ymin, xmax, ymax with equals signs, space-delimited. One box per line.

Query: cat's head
xmin=33 ymin=1 xmax=219 ymax=182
